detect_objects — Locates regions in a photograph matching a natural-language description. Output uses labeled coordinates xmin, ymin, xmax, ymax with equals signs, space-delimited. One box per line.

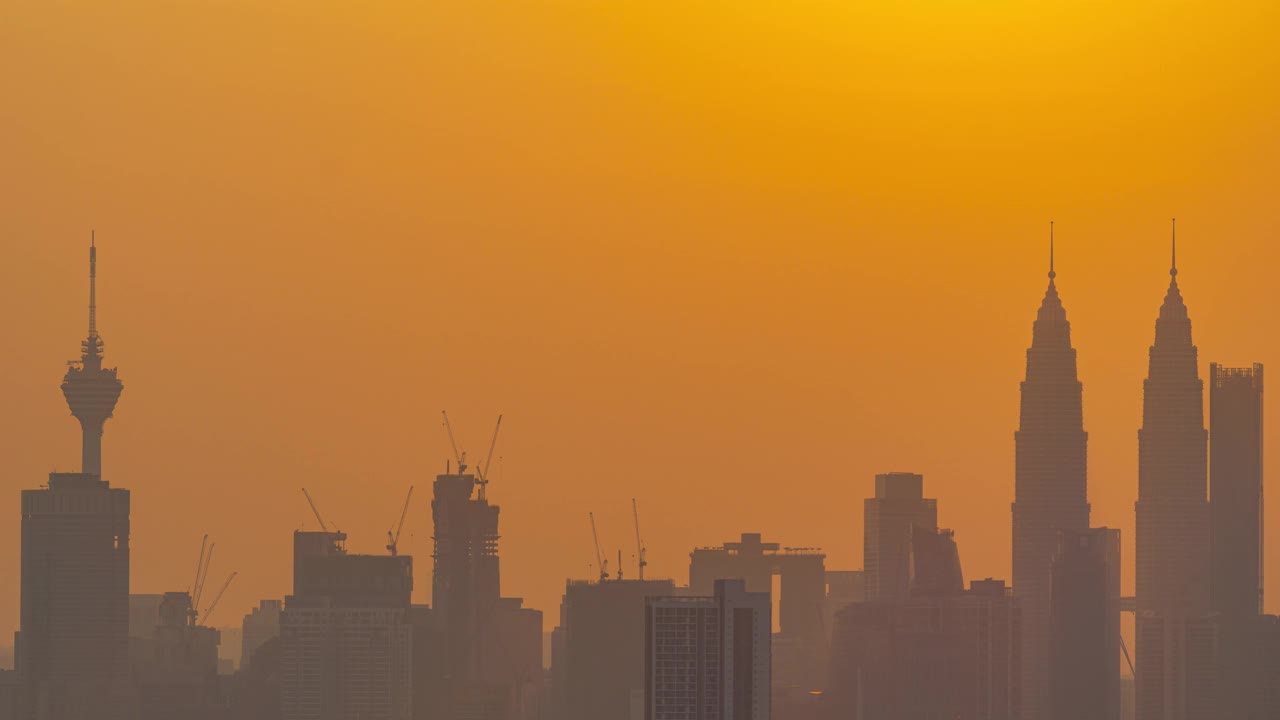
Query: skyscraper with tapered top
xmin=20 ymin=237 xmax=130 ymax=720
xmin=1012 ymin=226 xmax=1090 ymax=720
xmin=1135 ymin=223 xmax=1214 ymax=720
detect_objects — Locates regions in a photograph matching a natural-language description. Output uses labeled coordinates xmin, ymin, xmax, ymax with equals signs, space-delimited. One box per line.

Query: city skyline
xmin=3 ymin=1 xmax=1279 ymax=656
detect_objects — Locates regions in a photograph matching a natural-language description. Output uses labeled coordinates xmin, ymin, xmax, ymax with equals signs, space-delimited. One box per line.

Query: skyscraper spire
xmin=1171 ymin=218 xmax=1177 ymax=277
xmin=1049 ymin=221 xmax=1055 ymax=281
xmin=62 ymin=236 xmax=123 ymax=477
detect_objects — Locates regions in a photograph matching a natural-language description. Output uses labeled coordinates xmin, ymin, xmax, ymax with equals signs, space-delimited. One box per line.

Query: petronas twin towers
xmin=1014 ymin=226 xmax=1211 ymax=720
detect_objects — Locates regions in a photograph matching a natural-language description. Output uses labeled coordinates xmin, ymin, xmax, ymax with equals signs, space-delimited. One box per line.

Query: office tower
xmin=826 ymin=529 xmax=1020 ymax=720
xmin=240 ymin=600 xmax=283 ymax=668
xmin=822 ymin=570 xmax=865 ymax=643
xmin=1135 ymin=235 xmax=1214 ymax=720
xmin=555 ymin=577 xmax=676 ymax=720
xmin=19 ymin=241 xmax=130 ymax=720
xmin=1049 ymin=527 xmax=1121 ymax=720
xmin=1209 ymin=363 xmax=1264 ymax=618
xmin=1012 ymin=237 xmax=1091 ymax=720
xmin=864 ymin=473 xmax=938 ymax=601
xmin=1209 ymin=364 xmax=1264 ymax=718
xmin=280 ymin=531 xmax=415 ymax=720
xmin=689 ymin=533 xmax=826 ymax=686
xmin=645 ymin=579 xmax=771 ymax=720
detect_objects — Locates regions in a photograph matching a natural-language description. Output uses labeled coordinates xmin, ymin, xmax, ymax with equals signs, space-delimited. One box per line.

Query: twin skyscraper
xmin=1013 ymin=223 xmax=1265 ymax=720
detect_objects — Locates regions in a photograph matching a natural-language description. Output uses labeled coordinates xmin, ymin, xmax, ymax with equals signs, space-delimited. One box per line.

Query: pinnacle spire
xmin=1049 ymin=221 xmax=1055 ymax=281
xmin=1170 ymin=218 xmax=1177 ymax=277
xmin=89 ymin=231 xmax=98 ymax=340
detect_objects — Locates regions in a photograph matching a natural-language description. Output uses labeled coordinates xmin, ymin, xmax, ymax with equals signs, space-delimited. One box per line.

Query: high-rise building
xmin=19 ymin=240 xmax=130 ymax=720
xmin=689 ymin=533 xmax=826 ymax=686
xmin=555 ymin=577 xmax=676 ymax=720
xmin=826 ymin=529 xmax=1020 ymax=720
xmin=864 ymin=473 xmax=938 ymax=602
xmin=1209 ymin=363 xmax=1264 ymax=619
xmin=1012 ymin=237 xmax=1091 ymax=720
xmin=645 ymin=579 xmax=771 ymax=720
xmin=134 ymin=592 xmax=222 ymax=720
xmin=1209 ymin=363 xmax=1266 ymax=720
xmin=280 ymin=532 xmax=415 ymax=720
xmin=240 ymin=600 xmax=283 ymax=669
xmin=1135 ymin=234 xmax=1214 ymax=720
xmin=432 ymin=469 xmax=501 ymax=687
xmin=1049 ymin=527 xmax=1120 ymax=720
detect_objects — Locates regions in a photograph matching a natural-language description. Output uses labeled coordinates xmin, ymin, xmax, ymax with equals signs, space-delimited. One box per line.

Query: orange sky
xmin=2 ymin=1 xmax=1279 ymax=643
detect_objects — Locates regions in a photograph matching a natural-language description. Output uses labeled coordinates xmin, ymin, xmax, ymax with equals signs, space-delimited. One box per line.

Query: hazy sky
xmin=2 ymin=1 xmax=1278 ymax=639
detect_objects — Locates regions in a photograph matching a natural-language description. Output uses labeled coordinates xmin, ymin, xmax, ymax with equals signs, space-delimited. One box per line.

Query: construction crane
xmin=442 ymin=410 xmax=468 ymax=474
xmin=386 ymin=485 xmax=415 ymax=556
xmin=192 ymin=542 xmax=216 ymax=611
xmin=617 ymin=549 xmax=623 ymax=581
xmin=199 ymin=571 xmax=238 ymax=626
xmin=189 ymin=534 xmax=209 ymax=597
xmin=475 ymin=415 xmax=503 ymax=502
xmin=632 ymin=498 xmax=647 ymax=581
xmin=302 ymin=487 xmax=331 ymax=534
xmin=589 ymin=512 xmax=608 ymax=582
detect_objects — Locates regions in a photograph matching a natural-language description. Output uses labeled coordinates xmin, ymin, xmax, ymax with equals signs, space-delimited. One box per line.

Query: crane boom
xmin=387 ymin=485 xmax=415 ymax=556
xmin=589 ymin=512 xmax=608 ymax=582
xmin=199 ymin=571 xmax=238 ymax=626
xmin=632 ymin=498 xmax=647 ymax=581
xmin=476 ymin=415 xmax=503 ymax=501
xmin=193 ymin=543 xmax=216 ymax=610
xmin=442 ymin=411 xmax=467 ymax=474
xmin=190 ymin=534 xmax=208 ymax=596
xmin=302 ymin=488 xmax=330 ymax=534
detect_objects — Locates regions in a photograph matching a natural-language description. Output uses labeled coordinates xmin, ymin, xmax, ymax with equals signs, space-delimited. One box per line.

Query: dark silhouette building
xmin=1048 ymin=527 xmax=1120 ymax=720
xmin=134 ymin=592 xmax=223 ymax=720
xmin=1209 ymin=363 xmax=1265 ymax=720
xmin=1012 ymin=238 xmax=1091 ymax=720
xmin=689 ymin=533 xmax=826 ymax=686
xmin=240 ymin=600 xmax=282 ymax=670
xmin=280 ymin=530 xmax=414 ymax=720
xmin=19 ymin=240 xmax=130 ymax=720
xmin=1135 ymin=236 xmax=1215 ymax=720
xmin=825 ymin=528 xmax=1020 ymax=720
xmin=864 ymin=473 xmax=937 ymax=601
xmin=554 ymin=577 xmax=675 ymax=720
xmin=644 ymin=579 xmax=772 ymax=720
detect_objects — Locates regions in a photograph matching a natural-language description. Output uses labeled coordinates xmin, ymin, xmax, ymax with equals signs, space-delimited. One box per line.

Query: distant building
xmin=555 ymin=578 xmax=676 ymax=720
xmin=825 ymin=528 xmax=1020 ymax=720
xmin=1135 ymin=244 xmax=1214 ymax=720
xmin=19 ymin=241 xmax=130 ymax=720
xmin=280 ymin=530 xmax=414 ymax=720
xmin=1013 ymin=241 xmax=1091 ymax=720
xmin=1209 ymin=364 xmax=1264 ymax=719
xmin=822 ymin=570 xmax=865 ymax=642
xmin=864 ymin=474 xmax=937 ymax=601
xmin=645 ymin=579 xmax=771 ymax=720
xmin=134 ymin=592 xmax=223 ymax=720
xmin=240 ymin=600 xmax=282 ymax=669
xmin=1049 ymin=528 xmax=1120 ymax=720
xmin=690 ymin=533 xmax=825 ymax=684
xmin=129 ymin=595 xmax=165 ymax=640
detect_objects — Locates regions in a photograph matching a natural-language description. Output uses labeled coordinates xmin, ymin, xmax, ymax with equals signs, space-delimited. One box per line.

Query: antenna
xmin=589 ymin=512 xmax=608 ymax=582
xmin=88 ymin=231 xmax=98 ymax=339
xmin=1171 ymin=217 xmax=1178 ymax=276
xmin=617 ymin=549 xmax=623 ymax=581
xmin=1049 ymin=221 xmax=1055 ymax=280
xmin=476 ymin=415 xmax=503 ymax=502
xmin=632 ymin=498 xmax=648 ymax=581
xmin=442 ymin=411 xmax=467 ymax=474
xmin=387 ymin=485 xmax=415 ymax=556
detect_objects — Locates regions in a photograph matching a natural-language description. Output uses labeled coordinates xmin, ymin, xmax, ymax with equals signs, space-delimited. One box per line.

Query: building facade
xmin=864 ymin=473 xmax=937 ymax=602
xmin=1012 ymin=249 xmax=1091 ymax=720
xmin=645 ymin=579 xmax=771 ymax=720
xmin=1049 ymin=527 xmax=1120 ymax=720
xmin=241 ymin=599 xmax=283 ymax=669
xmin=1135 ymin=246 xmax=1214 ymax=720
